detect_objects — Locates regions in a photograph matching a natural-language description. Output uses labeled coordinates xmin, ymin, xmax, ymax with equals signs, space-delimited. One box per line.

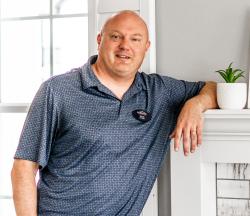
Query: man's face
xmin=97 ymin=13 xmax=150 ymax=78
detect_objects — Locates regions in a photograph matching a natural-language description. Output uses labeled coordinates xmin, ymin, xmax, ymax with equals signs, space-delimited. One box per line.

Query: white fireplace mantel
xmin=170 ymin=109 xmax=250 ymax=216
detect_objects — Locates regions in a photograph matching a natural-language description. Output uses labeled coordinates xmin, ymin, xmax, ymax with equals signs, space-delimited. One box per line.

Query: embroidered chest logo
xmin=132 ymin=109 xmax=152 ymax=123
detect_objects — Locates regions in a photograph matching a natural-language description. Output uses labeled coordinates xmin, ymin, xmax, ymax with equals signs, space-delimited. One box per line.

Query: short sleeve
xmin=14 ymin=80 xmax=58 ymax=169
xmin=161 ymin=76 xmax=206 ymax=109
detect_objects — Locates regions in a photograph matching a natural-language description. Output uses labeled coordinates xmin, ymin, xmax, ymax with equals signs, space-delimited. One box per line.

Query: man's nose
xmin=119 ymin=38 xmax=130 ymax=50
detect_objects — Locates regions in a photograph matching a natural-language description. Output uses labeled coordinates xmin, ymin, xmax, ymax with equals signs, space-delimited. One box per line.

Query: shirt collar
xmin=80 ymin=55 xmax=147 ymax=91
xmin=80 ymin=55 xmax=100 ymax=90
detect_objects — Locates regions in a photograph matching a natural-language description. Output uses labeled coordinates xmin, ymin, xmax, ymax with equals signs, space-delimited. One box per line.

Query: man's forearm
xmin=194 ymin=81 xmax=218 ymax=111
xmin=11 ymin=160 xmax=38 ymax=216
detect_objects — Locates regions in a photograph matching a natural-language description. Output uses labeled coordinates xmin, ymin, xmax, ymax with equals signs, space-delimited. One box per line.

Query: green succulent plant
xmin=215 ymin=62 xmax=245 ymax=83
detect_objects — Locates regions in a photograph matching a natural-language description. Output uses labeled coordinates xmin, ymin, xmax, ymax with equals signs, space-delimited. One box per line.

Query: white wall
xmin=156 ymin=0 xmax=250 ymax=215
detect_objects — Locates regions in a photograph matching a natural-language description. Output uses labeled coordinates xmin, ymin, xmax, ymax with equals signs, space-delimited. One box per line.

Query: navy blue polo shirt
xmin=15 ymin=55 xmax=205 ymax=215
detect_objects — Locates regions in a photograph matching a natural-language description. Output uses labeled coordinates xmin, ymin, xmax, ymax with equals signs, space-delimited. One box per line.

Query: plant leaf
xmin=215 ymin=70 xmax=226 ymax=73
xmin=232 ymin=72 xmax=245 ymax=82
xmin=218 ymin=71 xmax=228 ymax=82
xmin=228 ymin=62 xmax=233 ymax=70
xmin=232 ymin=69 xmax=243 ymax=74
xmin=215 ymin=62 xmax=245 ymax=83
xmin=227 ymin=70 xmax=234 ymax=82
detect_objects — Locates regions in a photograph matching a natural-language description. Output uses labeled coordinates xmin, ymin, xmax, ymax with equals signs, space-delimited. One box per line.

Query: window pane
xmin=0 ymin=0 xmax=49 ymax=18
xmin=0 ymin=199 xmax=15 ymax=216
xmin=53 ymin=0 xmax=88 ymax=15
xmin=1 ymin=20 xmax=50 ymax=103
xmin=0 ymin=113 xmax=26 ymax=196
xmin=53 ymin=17 xmax=88 ymax=75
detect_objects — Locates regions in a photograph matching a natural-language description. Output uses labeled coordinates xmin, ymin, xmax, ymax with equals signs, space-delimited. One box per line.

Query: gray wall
xmin=156 ymin=0 xmax=250 ymax=82
xmin=156 ymin=0 xmax=250 ymax=215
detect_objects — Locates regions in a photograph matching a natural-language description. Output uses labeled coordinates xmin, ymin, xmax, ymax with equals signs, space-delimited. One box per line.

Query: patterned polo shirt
xmin=15 ymin=55 xmax=205 ymax=215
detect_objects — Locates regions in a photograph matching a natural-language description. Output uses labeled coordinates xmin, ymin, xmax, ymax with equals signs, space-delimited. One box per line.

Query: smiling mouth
xmin=115 ymin=54 xmax=131 ymax=59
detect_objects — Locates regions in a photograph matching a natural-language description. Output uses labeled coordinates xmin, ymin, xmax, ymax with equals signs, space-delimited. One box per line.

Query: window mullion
xmin=1 ymin=14 xmax=88 ymax=22
xmin=0 ymin=103 xmax=30 ymax=113
xmin=0 ymin=195 xmax=12 ymax=199
xmin=50 ymin=0 xmax=53 ymax=77
xmin=0 ymin=0 xmax=2 ymax=103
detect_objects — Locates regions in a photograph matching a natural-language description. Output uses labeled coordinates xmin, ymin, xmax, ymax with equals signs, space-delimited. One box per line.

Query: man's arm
xmin=11 ymin=159 xmax=39 ymax=216
xmin=170 ymin=81 xmax=218 ymax=156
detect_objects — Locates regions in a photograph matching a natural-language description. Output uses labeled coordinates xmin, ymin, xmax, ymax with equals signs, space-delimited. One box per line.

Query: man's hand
xmin=170 ymin=81 xmax=218 ymax=156
xmin=170 ymin=97 xmax=204 ymax=156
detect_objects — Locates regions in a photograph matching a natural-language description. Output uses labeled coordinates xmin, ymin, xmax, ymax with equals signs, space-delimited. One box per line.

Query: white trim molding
xmin=0 ymin=103 xmax=30 ymax=113
xmin=170 ymin=109 xmax=250 ymax=216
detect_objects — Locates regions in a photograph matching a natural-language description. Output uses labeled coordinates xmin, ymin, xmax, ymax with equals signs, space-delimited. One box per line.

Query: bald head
xmin=94 ymin=10 xmax=150 ymax=80
xmin=101 ymin=10 xmax=149 ymax=40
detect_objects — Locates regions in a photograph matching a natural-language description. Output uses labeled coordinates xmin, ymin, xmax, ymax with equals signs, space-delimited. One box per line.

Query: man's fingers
xmin=197 ymin=125 xmax=202 ymax=146
xmin=172 ymin=122 xmax=203 ymax=156
xmin=182 ymin=128 xmax=190 ymax=156
xmin=169 ymin=131 xmax=175 ymax=139
xmin=190 ymin=128 xmax=197 ymax=153
xmin=173 ymin=129 xmax=182 ymax=152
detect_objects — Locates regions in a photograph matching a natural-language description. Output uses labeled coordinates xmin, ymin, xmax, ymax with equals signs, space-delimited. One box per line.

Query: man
xmin=11 ymin=10 xmax=217 ymax=215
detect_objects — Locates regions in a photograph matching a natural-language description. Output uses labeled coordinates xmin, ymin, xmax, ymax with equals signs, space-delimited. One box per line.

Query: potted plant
xmin=215 ymin=62 xmax=247 ymax=109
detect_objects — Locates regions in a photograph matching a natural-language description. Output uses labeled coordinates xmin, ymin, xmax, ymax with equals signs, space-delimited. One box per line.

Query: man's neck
xmin=91 ymin=63 xmax=135 ymax=100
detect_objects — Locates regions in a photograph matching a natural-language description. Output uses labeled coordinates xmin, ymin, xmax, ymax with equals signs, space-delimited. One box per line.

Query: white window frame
xmin=0 ymin=0 xmax=89 ymax=211
xmin=0 ymin=0 xmax=88 ymax=111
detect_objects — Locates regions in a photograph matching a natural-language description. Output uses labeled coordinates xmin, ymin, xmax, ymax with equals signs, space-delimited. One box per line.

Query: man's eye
xmin=111 ymin=35 xmax=121 ymax=40
xmin=132 ymin=38 xmax=141 ymax=42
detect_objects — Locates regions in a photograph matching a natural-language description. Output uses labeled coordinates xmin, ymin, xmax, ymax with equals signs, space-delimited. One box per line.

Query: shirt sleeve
xmin=14 ymin=79 xmax=58 ymax=169
xmin=161 ymin=76 xmax=206 ymax=109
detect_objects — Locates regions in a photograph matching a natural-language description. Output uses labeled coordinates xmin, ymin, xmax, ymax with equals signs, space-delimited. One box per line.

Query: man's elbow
xmin=11 ymin=159 xmax=39 ymax=181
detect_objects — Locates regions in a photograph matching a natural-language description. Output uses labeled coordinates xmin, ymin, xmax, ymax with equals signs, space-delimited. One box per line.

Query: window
xmin=0 ymin=0 xmax=88 ymax=214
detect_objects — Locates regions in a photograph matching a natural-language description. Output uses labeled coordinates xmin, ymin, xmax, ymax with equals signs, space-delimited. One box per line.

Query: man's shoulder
xmin=50 ymin=67 xmax=82 ymax=83
xmin=45 ymin=67 xmax=83 ymax=91
xmin=139 ymin=72 xmax=178 ymax=90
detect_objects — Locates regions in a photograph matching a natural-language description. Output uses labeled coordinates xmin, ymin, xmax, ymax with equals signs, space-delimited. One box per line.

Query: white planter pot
xmin=217 ymin=83 xmax=247 ymax=109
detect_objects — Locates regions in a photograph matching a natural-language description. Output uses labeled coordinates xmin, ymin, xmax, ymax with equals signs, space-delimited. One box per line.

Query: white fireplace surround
xmin=170 ymin=109 xmax=250 ymax=216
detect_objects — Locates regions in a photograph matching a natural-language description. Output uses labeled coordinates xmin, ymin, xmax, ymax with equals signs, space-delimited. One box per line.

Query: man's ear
xmin=97 ymin=33 xmax=102 ymax=48
xmin=146 ymin=40 xmax=151 ymax=51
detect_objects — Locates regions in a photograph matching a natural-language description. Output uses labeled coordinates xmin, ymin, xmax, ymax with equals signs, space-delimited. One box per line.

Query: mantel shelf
xmin=202 ymin=109 xmax=250 ymax=136
xmin=204 ymin=109 xmax=250 ymax=118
